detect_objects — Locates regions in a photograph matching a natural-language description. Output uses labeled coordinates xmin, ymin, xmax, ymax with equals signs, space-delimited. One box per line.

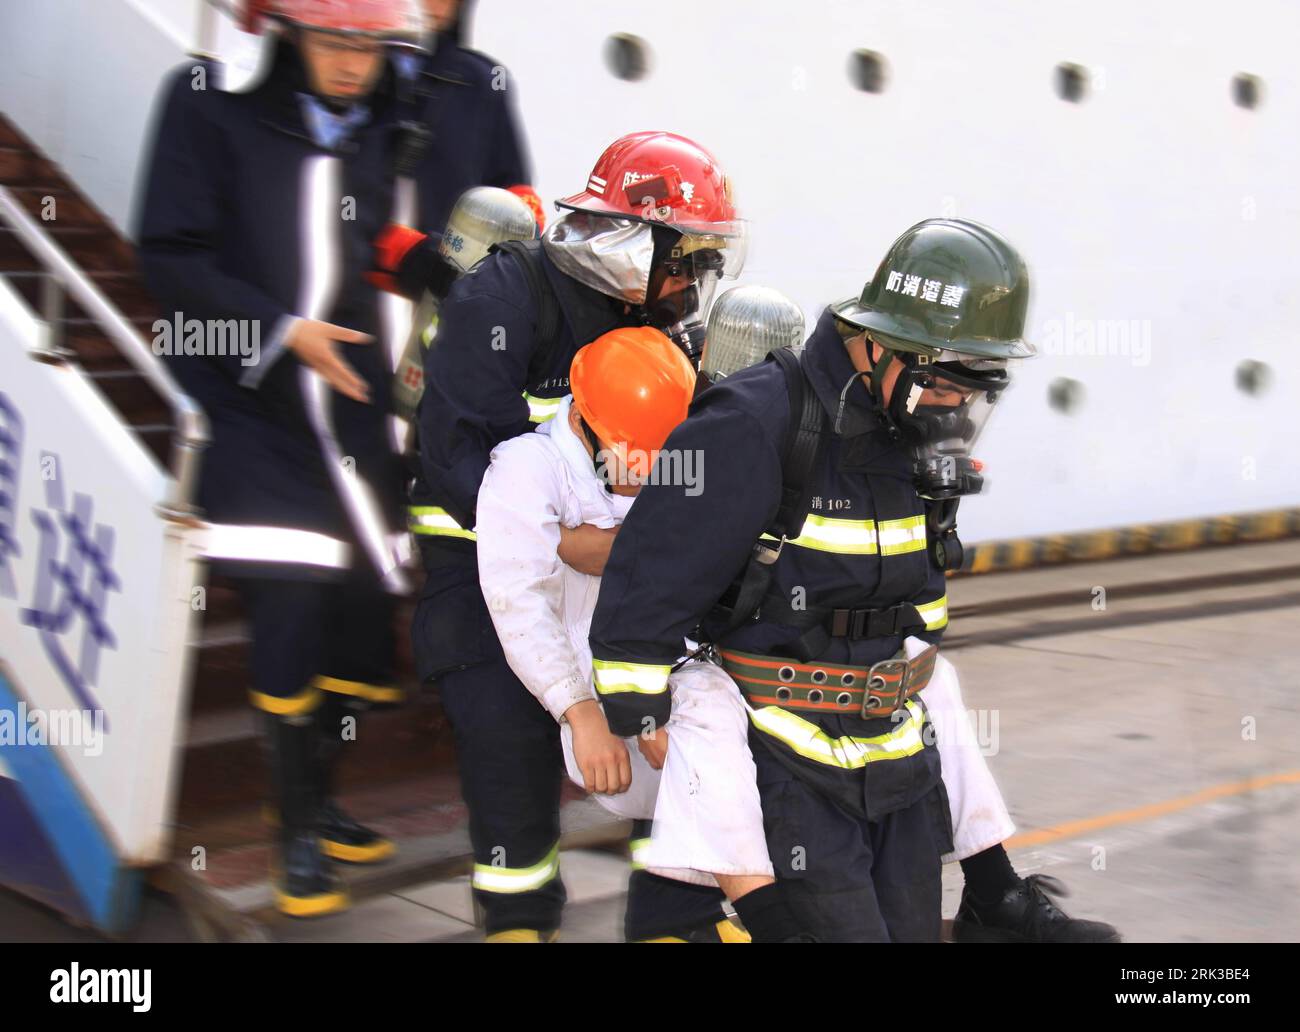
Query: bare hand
xmin=637 ymin=726 xmax=669 ymax=771
xmin=286 ymin=319 xmax=374 ymax=403
xmin=566 ymin=700 xmax=632 ymax=794
xmin=557 ymin=523 xmax=619 ymax=577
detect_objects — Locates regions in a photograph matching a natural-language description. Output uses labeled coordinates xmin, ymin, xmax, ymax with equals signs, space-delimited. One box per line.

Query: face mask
xmin=643 ymin=250 xmax=723 ymax=367
xmin=879 ymin=354 xmax=1009 ymax=499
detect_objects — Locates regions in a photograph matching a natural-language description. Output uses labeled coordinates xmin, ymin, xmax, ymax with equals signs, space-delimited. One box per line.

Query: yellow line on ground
xmin=1006 ymin=769 xmax=1300 ymax=850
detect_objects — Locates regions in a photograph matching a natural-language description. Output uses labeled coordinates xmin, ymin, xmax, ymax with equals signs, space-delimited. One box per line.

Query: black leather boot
xmin=266 ymin=713 xmax=349 ymax=918
xmin=952 ymin=874 xmax=1121 ymax=943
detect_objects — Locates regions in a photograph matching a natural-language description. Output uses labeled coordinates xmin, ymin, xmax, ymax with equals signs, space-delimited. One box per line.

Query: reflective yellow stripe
xmin=763 ymin=513 xmax=879 ymax=555
xmin=748 ymin=699 xmax=928 ymax=769
xmin=523 ymin=392 xmax=564 ymax=424
xmin=408 ymin=505 xmax=477 ymax=541
xmin=628 ymin=837 xmax=651 ymax=871
xmin=877 ymin=515 xmax=928 ymax=556
xmin=472 ymin=844 xmax=560 ymax=894
xmin=249 ymin=685 xmax=322 ymax=716
xmin=759 ymin=513 xmax=930 ymax=557
xmin=592 ymin=659 xmax=671 ymax=697
xmin=313 ymin=675 xmax=403 ymax=705
xmin=916 ymin=594 xmax=949 ymax=631
xmin=421 ymin=315 xmax=438 ymax=347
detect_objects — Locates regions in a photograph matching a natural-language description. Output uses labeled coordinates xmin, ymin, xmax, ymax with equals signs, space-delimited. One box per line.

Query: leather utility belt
xmin=720 ymin=644 xmax=938 ymax=719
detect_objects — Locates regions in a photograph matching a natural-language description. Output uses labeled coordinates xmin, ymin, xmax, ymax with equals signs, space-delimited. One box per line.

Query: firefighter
xmin=391 ymin=0 xmax=543 ymax=233
xmin=590 ymin=219 xmax=1039 ymax=942
xmin=136 ymin=0 xmax=426 ymax=917
xmin=829 ymin=227 xmax=1123 ymax=944
xmin=701 ymin=282 xmax=1122 ymax=942
xmin=372 ymin=130 xmax=748 ymax=940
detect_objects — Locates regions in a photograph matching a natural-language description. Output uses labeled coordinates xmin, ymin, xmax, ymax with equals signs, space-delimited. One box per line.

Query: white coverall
xmin=902 ymin=636 xmax=1015 ymax=861
xmin=476 ymin=397 xmax=774 ymax=887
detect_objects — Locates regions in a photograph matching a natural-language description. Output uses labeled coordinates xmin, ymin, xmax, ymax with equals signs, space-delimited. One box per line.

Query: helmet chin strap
xmin=577 ymin=414 xmax=614 ymax=493
xmin=858 ymin=338 xmax=908 ymax=441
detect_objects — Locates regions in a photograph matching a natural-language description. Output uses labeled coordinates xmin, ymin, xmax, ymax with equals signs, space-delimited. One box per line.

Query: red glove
xmin=367 ymin=223 xmax=429 ymax=295
xmin=507 ymin=185 xmax=546 ymax=234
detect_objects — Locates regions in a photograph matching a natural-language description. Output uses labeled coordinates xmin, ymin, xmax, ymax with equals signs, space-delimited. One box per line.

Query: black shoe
xmin=318 ymin=800 xmax=395 ymax=864
xmin=952 ymin=874 xmax=1121 ymax=943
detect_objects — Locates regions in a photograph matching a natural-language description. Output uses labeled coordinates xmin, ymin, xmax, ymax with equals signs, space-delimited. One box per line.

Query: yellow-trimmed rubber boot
xmin=265 ymin=713 xmax=350 ymax=919
xmin=485 ymin=928 xmax=560 ymax=943
xmin=273 ymin=832 xmax=351 ymax=918
xmin=315 ymin=696 xmax=395 ymax=865
xmin=262 ymin=803 xmax=395 ymax=864
xmin=318 ymin=802 xmax=396 ymax=864
xmin=640 ymin=917 xmax=751 ymax=943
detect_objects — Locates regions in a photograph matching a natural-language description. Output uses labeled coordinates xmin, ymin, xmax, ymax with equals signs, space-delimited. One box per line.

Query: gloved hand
xmin=367 ymin=223 xmax=459 ymax=301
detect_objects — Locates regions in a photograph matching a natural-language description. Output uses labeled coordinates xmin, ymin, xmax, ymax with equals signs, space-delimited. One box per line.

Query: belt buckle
xmin=862 ymin=656 xmax=910 ymax=718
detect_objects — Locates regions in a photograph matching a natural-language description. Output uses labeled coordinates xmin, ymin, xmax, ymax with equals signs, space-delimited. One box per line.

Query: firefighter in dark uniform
xmin=393 ymin=0 xmax=543 ymax=234
xmin=136 ymin=0 xmax=427 ymax=917
xmin=374 ymin=131 xmax=749 ymax=940
xmin=590 ymin=219 xmax=1038 ymax=941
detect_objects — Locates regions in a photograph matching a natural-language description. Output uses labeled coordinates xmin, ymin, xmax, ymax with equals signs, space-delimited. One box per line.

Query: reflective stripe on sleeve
xmin=407 ymin=505 xmax=477 ymax=541
xmin=592 ymin=659 xmax=671 ymax=697
xmin=523 ymin=392 xmax=565 ymax=424
xmin=915 ymin=594 xmax=949 ymax=631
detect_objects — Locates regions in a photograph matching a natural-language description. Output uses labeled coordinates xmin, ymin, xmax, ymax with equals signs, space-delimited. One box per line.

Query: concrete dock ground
xmin=3 ymin=540 xmax=1298 ymax=943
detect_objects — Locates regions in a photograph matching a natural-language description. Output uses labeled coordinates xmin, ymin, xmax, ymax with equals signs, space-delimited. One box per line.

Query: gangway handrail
xmin=0 ymin=184 xmax=207 ymax=518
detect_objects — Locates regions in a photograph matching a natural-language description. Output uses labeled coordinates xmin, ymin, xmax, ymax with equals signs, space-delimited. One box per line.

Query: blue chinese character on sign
xmin=20 ymin=457 xmax=120 ymax=722
xmin=0 ymin=393 xmax=20 ymax=600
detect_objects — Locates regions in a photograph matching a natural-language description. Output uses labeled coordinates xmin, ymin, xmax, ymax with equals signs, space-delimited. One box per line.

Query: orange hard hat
xmin=570 ymin=327 xmax=697 ymax=479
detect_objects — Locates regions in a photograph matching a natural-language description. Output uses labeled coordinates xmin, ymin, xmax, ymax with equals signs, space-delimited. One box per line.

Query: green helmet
xmin=831 ymin=218 xmax=1034 ymax=360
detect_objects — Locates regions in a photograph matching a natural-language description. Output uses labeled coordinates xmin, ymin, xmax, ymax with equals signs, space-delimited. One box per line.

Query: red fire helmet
xmin=557 ymin=131 xmax=743 ymax=240
xmin=256 ymin=0 xmax=425 ymax=40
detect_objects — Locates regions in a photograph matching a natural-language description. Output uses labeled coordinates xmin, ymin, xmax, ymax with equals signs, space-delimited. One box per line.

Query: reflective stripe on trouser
xmin=408 ymin=505 xmax=476 ymax=542
xmin=436 ymin=644 xmax=569 ymax=933
xmin=236 ymin=572 xmax=396 ymax=712
xmin=313 ymin=675 xmax=403 ymax=706
xmin=752 ymin=737 xmax=950 ymax=942
xmin=472 ymin=843 xmax=560 ymax=894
